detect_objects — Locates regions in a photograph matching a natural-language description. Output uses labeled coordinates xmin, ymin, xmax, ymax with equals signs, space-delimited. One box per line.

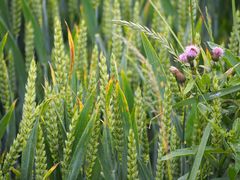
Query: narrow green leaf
xmin=185 ymin=103 xmax=198 ymax=142
xmin=189 ymin=123 xmax=212 ymax=180
xmin=120 ymin=71 xmax=134 ymax=112
xmin=21 ymin=120 xmax=39 ymax=180
xmin=66 ymin=108 xmax=98 ymax=180
xmin=141 ymin=33 xmax=166 ymax=85
xmin=81 ymin=0 xmax=97 ymax=41
xmin=73 ymin=92 xmax=96 ymax=151
xmin=0 ymin=17 xmax=26 ymax=96
xmin=0 ymin=32 xmax=8 ymax=57
xmin=174 ymin=85 xmax=240 ymax=108
xmin=0 ymin=100 xmax=16 ymax=140
xmin=21 ymin=0 xmax=48 ymax=64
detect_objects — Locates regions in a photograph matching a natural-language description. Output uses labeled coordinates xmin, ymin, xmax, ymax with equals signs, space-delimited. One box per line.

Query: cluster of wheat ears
xmin=0 ymin=0 xmax=240 ymax=179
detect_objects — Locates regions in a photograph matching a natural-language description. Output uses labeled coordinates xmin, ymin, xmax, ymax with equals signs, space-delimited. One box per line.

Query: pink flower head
xmin=212 ymin=47 xmax=224 ymax=61
xmin=185 ymin=45 xmax=200 ymax=60
xmin=179 ymin=53 xmax=188 ymax=63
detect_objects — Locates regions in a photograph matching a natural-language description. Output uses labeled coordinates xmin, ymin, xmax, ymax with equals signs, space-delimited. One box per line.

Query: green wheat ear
xmin=99 ymin=54 xmax=109 ymax=120
xmin=30 ymin=0 xmax=43 ymax=26
xmin=25 ymin=21 xmax=34 ymax=72
xmin=35 ymin=125 xmax=47 ymax=180
xmin=228 ymin=10 xmax=240 ymax=56
xmin=211 ymin=73 xmax=222 ymax=147
xmin=2 ymin=59 xmax=36 ymax=174
xmin=127 ymin=129 xmax=139 ymax=180
xmin=0 ymin=57 xmax=10 ymax=111
xmin=102 ymin=0 xmax=112 ymax=41
xmin=53 ymin=16 xmax=67 ymax=93
xmin=75 ymin=20 xmax=87 ymax=85
xmin=112 ymin=87 xmax=124 ymax=163
xmin=43 ymin=81 xmax=59 ymax=163
xmin=85 ymin=101 xmax=101 ymax=179
xmin=88 ymin=45 xmax=98 ymax=94
xmin=7 ymin=50 xmax=16 ymax=95
xmin=62 ymin=109 xmax=79 ymax=177
xmin=11 ymin=0 xmax=22 ymax=38
xmin=68 ymin=0 xmax=78 ymax=23
xmin=112 ymin=0 xmax=123 ymax=65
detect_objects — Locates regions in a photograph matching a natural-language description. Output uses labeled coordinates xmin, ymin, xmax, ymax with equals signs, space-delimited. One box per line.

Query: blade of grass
xmin=0 ymin=100 xmax=16 ymax=139
xmin=0 ymin=17 xmax=26 ymax=96
xmin=21 ymin=0 xmax=48 ymax=65
xmin=188 ymin=123 xmax=211 ymax=180
xmin=66 ymin=108 xmax=98 ymax=180
xmin=81 ymin=0 xmax=97 ymax=41
xmin=174 ymin=84 xmax=240 ymax=108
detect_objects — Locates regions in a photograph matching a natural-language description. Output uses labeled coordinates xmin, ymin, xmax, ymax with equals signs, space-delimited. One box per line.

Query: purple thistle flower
xmin=185 ymin=45 xmax=200 ymax=60
xmin=179 ymin=53 xmax=188 ymax=63
xmin=212 ymin=47 xmax=224 ymax=61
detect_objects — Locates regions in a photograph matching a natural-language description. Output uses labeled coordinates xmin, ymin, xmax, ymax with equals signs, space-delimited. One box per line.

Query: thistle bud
xmin=169 ymin=66 xmax=186 ymax=83
xmin=211 ymin=47 xmax=224 ymax=61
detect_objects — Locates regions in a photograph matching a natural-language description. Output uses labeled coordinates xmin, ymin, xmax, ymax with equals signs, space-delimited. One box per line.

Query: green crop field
xmin=0 ymin=0 xmax=240 ymax=179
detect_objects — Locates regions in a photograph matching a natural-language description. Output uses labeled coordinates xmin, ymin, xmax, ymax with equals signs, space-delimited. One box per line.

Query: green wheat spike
xmin=120 ymin=0 xmax=131 ymax=21
xmin=0 ymin=57 xmax=10 ymax=111
xmin=2 ymin=59 xmax=36 ymax=174
xmin=85 ymin=102 xmax=101 ymax=179
xmin=75 ymin=20 xmax=87 ymax=85
xmin=7 ymin=50 xmax=16 ymax=95
xmin=112 ymin=86 xmax=124 ymax=162
xmin=92 ymin=0 xmax=100 ymax=9
xmin=0 ymin=169 xmax=3 ymax=180
xmin=30 ymin=0 xmax=43 ymax=26
xmin=211 ymin=73 xmax=222 ymax=147
xmin=43 ymin=81 xmax=59 ymax=163
xmin=127 ymin=129 xmax=139 ymax=180
xmin=62 ymin=109 xmax=79 ymax=177
xmin=156 ymin=137 xmax=165 ymax=180
xmin=170 ymin=125 xmax=180 ymax=178
xmin=102 ymin=0 xmax=113 ymax=41
xmin=88 ymin=45 xmax=98 ymax=94
xmin=68 ymin=0 xmax=78 ymax=23
xmin=135 ymin=87 xmax=144 ymax=141
xmin=25 ymin=21 xmax=35 ymax=72
xmin=228 ymin=10 xmax=240 ymax=56
xmin=11 ymin=0 xmax=22 ymax=38
xmin=112 ymin=0 xmax=123 ymax=65
xmin=99 ymin=54 xmax=109 ymax=121
xmin=53 ymin=16 xmax=67 ymax=93
xmin=65 ymin=85 xmax=74 ymax=122
xmin=35 ymin=125 xmax=47 ymax=180
xmin=177 ymin=0 xmax=189 ymax=43
xmin=132 ymin=1 xmax=141 ymax=49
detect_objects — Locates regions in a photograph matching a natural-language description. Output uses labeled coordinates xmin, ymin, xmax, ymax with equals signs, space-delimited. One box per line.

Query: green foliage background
xmin=0 ymin=0 xmax=240 ymax=179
